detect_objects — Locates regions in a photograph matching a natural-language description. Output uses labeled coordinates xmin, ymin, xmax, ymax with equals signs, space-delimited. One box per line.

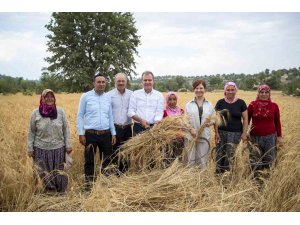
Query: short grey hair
xmin=115 ymin=72 xmax=128 ymax=80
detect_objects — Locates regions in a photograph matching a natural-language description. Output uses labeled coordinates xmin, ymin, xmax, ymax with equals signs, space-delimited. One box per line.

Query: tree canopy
xmin=45 ymin=12 xmax=141 ymax=92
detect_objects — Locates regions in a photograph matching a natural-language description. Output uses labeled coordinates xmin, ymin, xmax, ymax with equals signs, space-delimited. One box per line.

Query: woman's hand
xmin=215 ymin=132 xmax=220 ymax=144
xmin=277 ymin=137 xmax=284 ymax=145
xmin=66 ymin=148 xmax=73 ymax=155
xmin=241 ymin=132 xmax=248 ymax=142
xmin=190 ymin=128 xmax=197 ymax=137
xmin=204 ymin=119 xmax=214 ymax=127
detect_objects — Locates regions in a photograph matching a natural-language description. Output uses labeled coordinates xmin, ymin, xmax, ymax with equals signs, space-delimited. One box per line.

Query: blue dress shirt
xmin=77 ymin=89 xmax=116 ymax=136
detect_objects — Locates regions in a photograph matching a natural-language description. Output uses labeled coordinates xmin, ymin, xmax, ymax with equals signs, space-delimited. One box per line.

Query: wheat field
xmin=0 ymin=90 xmax=299 ymax=212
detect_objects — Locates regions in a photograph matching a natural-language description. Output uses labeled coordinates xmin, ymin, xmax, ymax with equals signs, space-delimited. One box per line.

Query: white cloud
xmin=0 ymin=31 xmax=46 ymax=62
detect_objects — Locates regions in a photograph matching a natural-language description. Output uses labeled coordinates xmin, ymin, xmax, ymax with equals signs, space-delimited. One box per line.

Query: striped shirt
xmin=107 ymin=88 xmax=133 ymax=125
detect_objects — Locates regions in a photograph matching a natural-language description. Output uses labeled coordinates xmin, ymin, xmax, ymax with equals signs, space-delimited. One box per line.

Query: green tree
xmin=208 ymin=76 xmax=223 ymax=89
xmin=45 ymin=12 xmax=141 ymax=92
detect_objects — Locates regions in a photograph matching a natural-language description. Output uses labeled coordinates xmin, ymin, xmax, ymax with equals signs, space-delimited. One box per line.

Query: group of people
xmin=27 ymin=70 xmax=283 ymax=193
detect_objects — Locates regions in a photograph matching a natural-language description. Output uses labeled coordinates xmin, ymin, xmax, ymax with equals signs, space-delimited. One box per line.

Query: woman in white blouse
xmin=185 ymin=80 xmax=215 ymax=169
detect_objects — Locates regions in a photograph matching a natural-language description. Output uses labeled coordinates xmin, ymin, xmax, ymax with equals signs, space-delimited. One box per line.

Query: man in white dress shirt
xmin=128 ymin=71 xmax=164 ymax=135
xmin=107 ymin=73 xmax=133 ymax=172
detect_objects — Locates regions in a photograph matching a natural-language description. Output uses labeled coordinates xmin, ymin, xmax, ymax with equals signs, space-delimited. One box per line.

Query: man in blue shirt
xmin=77 ymin=72 xmax=116 ymax=187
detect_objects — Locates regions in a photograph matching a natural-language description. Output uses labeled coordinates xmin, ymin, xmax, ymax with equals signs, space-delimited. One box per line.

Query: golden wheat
xmin=0 ymin=91 xmax=299 ymax=211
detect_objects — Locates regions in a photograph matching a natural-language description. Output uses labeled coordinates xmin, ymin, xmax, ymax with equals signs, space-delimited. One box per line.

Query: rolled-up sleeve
xmin=77 ymin=94 xmax=86 ymax=135
xmin=154 ymin=93 xmax=164 ymax=122
xmin=128 ymin=92 xmax=137 ymax=118
xmin=109 ymin=102 xmax=116 ymax=136
xmin=27 ymin=110 xmax=36 ymax=153
xmin=62 ymin=109 xmax=72 ymax=149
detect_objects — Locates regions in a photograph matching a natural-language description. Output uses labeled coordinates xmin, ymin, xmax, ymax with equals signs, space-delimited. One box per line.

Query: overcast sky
xmin=0 ymin=12 xmax=300 ymax=80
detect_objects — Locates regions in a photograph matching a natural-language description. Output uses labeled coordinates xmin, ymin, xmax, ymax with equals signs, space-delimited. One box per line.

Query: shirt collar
xmin=143 ymin=88 xmax=153 ymax=94
xmin=93 ymin=89 xmax=104 ymax=96
xmin=192 ymin=97 xmax=207 ymax=103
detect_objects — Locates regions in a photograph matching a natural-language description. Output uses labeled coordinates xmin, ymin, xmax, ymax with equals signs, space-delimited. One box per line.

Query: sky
xmin=0 ymin=3 xmax=300 ymax=80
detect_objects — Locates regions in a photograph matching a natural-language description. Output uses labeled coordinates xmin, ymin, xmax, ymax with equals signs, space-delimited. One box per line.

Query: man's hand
xmin=112 ymin=135 xmax=116 ymax=145
xmin=79 ymin=135 xmax=86 ymax=146
xmin=141 ymin=119 xmax=149 ymax=128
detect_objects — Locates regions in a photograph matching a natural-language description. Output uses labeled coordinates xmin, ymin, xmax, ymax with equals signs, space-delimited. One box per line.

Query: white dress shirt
xmin=107 ymin=88 xmax=133 ymax=125
xmin=128 ymin=88 xmax=164 ymax=124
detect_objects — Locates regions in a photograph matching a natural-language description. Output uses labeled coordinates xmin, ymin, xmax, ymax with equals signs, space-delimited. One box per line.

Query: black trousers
xmin=112 ymin=126 xmax=132 ymax=172
xmin=84 ymin=132 xmax=112 ymax=182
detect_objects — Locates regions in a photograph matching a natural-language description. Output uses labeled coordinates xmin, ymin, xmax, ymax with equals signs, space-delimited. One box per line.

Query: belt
xmin=114 ymin=124 xmax=132 ymax=129
xmin=86 ymin=129 xmax=110 ymax=135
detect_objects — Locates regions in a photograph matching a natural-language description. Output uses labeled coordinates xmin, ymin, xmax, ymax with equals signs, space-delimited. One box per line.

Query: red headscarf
xmin=252 ymin=84 xmax=272 ymax=117
xmin=39 ymin=89 xmax=57 ymax=119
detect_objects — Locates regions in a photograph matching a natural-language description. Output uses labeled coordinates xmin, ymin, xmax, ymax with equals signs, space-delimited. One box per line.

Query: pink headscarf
xmin=224 ymin=81 xmax=238 ymax=104
xmin=165 ymin=92 xmax=182 ymax=116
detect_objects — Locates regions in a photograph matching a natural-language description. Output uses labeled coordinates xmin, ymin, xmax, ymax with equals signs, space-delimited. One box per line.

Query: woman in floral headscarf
xmin=247 ymin=84 xmax=283 ymax=175
xmin=27 ymin=89 xmax=72 ymax=193
xmin=215 ymin=81 xmax=248 ymax=174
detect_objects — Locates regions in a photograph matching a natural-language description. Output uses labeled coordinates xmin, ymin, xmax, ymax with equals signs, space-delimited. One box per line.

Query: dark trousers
xmin=84 ymin=132 xmax=113 ymax=182
xmin=216 ymin=130 xmax=241 ymax=174
xmin=249 ymin=133 xmax=277 ymax=173
xmin=133 ymin=123 xmax=154 ymax=136
xmin=112 ymin=126 xmax=133 ymax=172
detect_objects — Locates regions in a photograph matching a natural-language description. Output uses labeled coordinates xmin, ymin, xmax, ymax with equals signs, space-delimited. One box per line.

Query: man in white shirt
xmin=128 ymin=71 xmax=164 ymax=135
xmin=107 ymin=73 xmax=133 ymax=172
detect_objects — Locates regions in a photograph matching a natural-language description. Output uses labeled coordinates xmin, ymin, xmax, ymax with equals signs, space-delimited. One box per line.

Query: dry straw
xmin=0 ymin=92 xmax=299 ymax=212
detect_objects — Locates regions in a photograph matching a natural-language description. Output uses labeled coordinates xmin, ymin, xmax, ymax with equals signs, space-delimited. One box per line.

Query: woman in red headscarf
xmin=247 ymin=84 xmax=283 ymax=175
xmin=27 ymin=89 xmax=72 ymax=193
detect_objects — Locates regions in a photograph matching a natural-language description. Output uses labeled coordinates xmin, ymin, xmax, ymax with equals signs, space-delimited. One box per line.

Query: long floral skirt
xmin=33 ymin=146 xmax=68 ymax=192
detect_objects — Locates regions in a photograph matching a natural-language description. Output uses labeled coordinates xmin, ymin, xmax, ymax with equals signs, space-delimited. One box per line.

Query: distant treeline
xmin=1 ymin=67 xmax=300 ymax=96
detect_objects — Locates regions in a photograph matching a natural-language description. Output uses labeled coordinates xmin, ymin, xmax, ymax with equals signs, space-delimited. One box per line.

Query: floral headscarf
xmin=39 ymin=89 xmax=57 ymax=119
xmin=257 ymin=84 xmax=271 ymax=100
xmin=251 ymin=84 xmax=272 ymax=118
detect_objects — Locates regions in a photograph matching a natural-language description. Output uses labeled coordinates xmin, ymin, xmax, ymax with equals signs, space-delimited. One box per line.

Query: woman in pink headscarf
xmin=215 ymin=81 xmax=248 ymax=174
xmin=162 ymin=92 xmax=184 ymax=166
xmin=163 ymin=91 xmax=184 ymax=118
xmin=247 ymin=84 xmax=283 ymax=176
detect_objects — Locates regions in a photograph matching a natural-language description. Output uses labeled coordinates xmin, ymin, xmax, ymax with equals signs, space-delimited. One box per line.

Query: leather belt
xmin=114 ymin=124 xmax=132 ymax=129
xmin=85 ymin=129 xmax=110 ymax=135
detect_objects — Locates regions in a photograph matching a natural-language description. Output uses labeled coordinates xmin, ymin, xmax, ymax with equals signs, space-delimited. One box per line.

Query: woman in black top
xmin=215 ymin=82 xmax=248 ymax=173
